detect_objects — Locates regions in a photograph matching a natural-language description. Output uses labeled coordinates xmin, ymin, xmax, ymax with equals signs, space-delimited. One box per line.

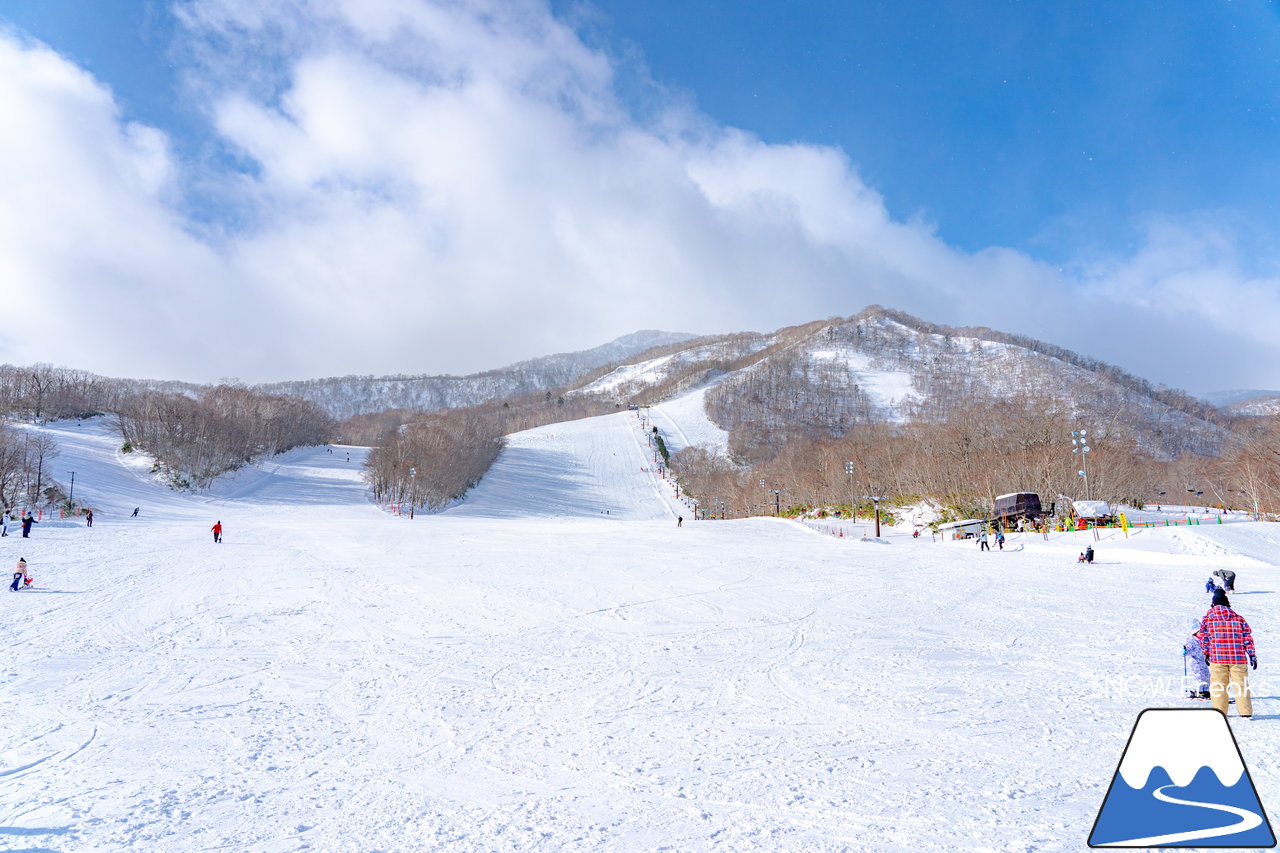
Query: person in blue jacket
xmin=1184 ymin=622 xmax=1211 ymax=699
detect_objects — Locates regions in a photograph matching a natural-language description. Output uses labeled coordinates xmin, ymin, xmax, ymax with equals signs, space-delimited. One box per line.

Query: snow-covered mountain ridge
xmin=256 ymin=330 xmax=696 ymax=419
xmin=567 ymin=307 xmax=1226 ymax=459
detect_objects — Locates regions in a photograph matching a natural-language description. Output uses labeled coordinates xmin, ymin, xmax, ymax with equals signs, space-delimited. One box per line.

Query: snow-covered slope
xmin=445 ymin=412 xmax=676 ymax=521
xmin=1222 ymin=396 xmax=1280 ymax=417
xmin=5 ymin=416 xmax=1280 ymax=850
xmin=649 ymin=382 xmax=731 ymax=456
xmin=565 ymin=307 xmax=1225 ymax=457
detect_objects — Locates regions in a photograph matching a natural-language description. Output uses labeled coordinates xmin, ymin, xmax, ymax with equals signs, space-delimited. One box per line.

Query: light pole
xmin=845 ymin=461 xmax=854 ymax=519
xmin=68 ymin=470 xmax=75 ymax=506
xmin=865 ymin=493 xmax=886 ymax=538
xmin=1071 ymin=430 xmax=1091 ymax=500
xmin=772 ymin=489 xmax=782 ymax=517
xmin=409 ymin=467 xmax=416 ymax=517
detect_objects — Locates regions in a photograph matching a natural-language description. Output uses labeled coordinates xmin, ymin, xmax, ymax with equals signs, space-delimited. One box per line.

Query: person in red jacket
xmin=1200 ymin=590 xmax=1257 ymax=718
xmin=211 ymin=521 xmax=222 ymax=544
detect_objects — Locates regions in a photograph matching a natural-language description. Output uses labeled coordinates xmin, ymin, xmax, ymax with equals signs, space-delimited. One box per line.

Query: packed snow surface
xmin=648 ymin=382 xmax=731 ymax=457
xmin=5 ymin=415 xmax=1280 ymax=851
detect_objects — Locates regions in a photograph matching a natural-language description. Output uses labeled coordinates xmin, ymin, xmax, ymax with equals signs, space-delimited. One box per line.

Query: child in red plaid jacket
xmin=1200 ymin=590 xmax=1257 ymax=717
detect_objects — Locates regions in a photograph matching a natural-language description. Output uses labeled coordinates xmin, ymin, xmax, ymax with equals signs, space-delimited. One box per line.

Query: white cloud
xmin=0 ymin=1 xmax=1278 ymax=393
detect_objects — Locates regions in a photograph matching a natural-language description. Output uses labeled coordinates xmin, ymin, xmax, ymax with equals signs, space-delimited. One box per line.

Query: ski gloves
xmin=1250 ymin=655 xmax=1259 ymax=670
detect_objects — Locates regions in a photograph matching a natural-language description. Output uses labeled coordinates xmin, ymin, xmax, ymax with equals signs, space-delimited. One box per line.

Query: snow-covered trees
xmin=0 ymin=364 xmax=123 ymax=421
xmin=365 ymin=410 xmax=505 ymax=511
xmin=358 ymin=392 xmax=621 ymax=511
xmin=0 ymin=425 xmax=65 ymax=509
xmin=114 ymin=385 xmax=334 ymax=488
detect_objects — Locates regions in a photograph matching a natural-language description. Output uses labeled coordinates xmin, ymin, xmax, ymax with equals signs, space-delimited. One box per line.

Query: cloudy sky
xmin=1 ymin=0 xmax=1279 ymax=393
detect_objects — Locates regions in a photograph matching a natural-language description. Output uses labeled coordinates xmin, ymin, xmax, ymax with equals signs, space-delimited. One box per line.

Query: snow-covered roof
xmin=938 ymin=519 xmax=986 ymax=529
xmin=1072 ymin=500 xmax=1112 ymax=518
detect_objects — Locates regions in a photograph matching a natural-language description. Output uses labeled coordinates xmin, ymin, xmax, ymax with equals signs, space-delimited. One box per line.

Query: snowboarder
xmin=212 ymin=521 xmax=223 ymax=544
xmin=20 ymin=513 xmax=36 ymax=538
xmin=978 ymin=530 xmax=990 ymax=551
xmin=132 ymin=507 xmax=140 ymax=517
xmin=1200 ymin=589 xmax=1256 ymax=718
xmin=10 ymin=557 xmax=28 ymax=592
xmin=1184 ymin=623 xmax=1211 ymax=699
xmin=677 ymin=516 xmax=683 ymax=527
xmin=1213 ymin=569 xmax=1237 ymax=593
xmin=85 ymin=510 xmax=93 ymax=528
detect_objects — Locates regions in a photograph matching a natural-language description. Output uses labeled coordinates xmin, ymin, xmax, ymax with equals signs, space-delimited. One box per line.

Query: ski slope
xmin=4 ymin=415 xmax=1280 ymax=851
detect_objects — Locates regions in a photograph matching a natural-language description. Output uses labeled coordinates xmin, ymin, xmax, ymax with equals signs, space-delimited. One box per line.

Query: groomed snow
xmin=807 ymin=348 xmax=919 ymax=416
xmin=3 ymin=415 xmax=1280 ymax=850
xmin=649 ymin=382 xmax=731 ymax=457
xmin=574 ymin=355 xmax=676 ymax=395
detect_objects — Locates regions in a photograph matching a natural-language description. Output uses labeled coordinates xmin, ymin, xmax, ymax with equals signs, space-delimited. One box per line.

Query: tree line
xmin=356 ymin=391 xmax=620 ymax=511
xmin=114 ymin=386 xmax=334 ymax=489
xmin=673 ymin=390 xmax=1280 ymax=522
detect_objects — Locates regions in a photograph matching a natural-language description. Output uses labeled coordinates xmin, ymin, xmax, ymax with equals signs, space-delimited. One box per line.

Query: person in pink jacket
xmin=10 ymin=557 xmax=29 ymax=592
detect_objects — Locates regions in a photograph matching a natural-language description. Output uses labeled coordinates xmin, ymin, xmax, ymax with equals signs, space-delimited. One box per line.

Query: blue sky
xmin=1 ymin=0 xmax=1279 ymax=391
xmin=573 ymin=0 xmax=1280 ymax=261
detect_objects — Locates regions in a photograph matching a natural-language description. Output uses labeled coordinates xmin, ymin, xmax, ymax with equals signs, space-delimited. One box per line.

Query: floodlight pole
xmin=845 ymin=461 xmax=854 ymax=520
xmin=1071 ymin=430 xmax=1091 ymax=501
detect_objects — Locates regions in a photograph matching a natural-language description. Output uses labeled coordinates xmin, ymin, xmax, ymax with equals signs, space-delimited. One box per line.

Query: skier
xmin=1 ymin=512 xmax=9 ymax=537
xmin=978 ymin=530 xmax=990 ymax=551
xmin=1084 ymin=546 xmax=1095 ymax=564
xmin=1183 ymin=623 xmax=1211 ymax=699
xmin=10 ymin=557 xmax=28 ymax=592
xmin=86 ymin=509 xmax=93 ymax=528
xmin=1200 ymin=589 xmax=1257 ymax=718
xmin=677 ymin=516 xmax=683 ymax=527
xmin=132 ymin=507 xmax=140 ymax=517
xmin=20 ymin=513 xmax=37 ymax=538
xmin=211 ymin=521 xmax=223 ymax=544
xmin=995 ymin=531 xmax=1006 ymax=550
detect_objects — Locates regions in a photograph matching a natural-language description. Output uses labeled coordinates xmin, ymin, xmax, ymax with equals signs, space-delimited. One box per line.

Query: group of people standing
xmin=0 ymin=510 xmax=40 ymax=539
xmin=1185 ymin=571 xmax=1256 ymax=719
xmin=977 ymin=529 xmax=1006 ymax=551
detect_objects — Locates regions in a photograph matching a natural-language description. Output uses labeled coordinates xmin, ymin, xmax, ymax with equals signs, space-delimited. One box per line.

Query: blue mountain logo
xmin=1089 ymin=708 xmax=1275 ymax=847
